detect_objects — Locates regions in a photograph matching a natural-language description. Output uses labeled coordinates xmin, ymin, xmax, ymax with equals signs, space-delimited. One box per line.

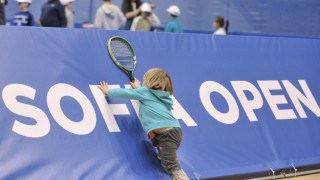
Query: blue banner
xmin=0 ymin=26 xmax=320 ymax=179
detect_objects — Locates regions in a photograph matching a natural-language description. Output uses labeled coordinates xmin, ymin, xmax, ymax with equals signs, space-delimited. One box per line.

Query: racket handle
xmin=128 ymin=71 xmax=135 ymax=82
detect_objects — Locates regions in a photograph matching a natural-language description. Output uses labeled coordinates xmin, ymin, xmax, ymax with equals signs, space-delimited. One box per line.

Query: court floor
xmin=280 ymin=173 xmax=320 ymax=180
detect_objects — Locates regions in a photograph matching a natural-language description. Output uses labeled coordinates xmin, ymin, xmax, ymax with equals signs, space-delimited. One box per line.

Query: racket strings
xmin=110 ymin=40 xmax=135 ymax=70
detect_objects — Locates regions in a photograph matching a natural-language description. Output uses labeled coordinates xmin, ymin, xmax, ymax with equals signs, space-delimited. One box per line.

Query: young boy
xmin=164 ymin=5 xmax=183 ymax=33
xmin=130 ymin=2 xmax=160 ymax=31
xmin=13 ymin=0 xmax=33 ymax=26
xmin=60 ymin=0 xmax=75 ymax=28
xmin=82 ymin=0 xmax=126 ymax=30
xmin=98 ymin=68 xmax=189 ymax=180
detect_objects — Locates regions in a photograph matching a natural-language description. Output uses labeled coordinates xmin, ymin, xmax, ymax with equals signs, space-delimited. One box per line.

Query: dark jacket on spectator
xmin=40 ymin=0 xmax=67 ymax=27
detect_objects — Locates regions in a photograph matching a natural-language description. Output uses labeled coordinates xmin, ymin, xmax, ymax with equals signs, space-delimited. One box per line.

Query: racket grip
xmin=128 ymin=72 xmax=135 ymax=82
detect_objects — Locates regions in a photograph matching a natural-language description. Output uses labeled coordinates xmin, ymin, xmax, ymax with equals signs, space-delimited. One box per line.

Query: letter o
xmin=47 ymin=84 xmax=96 ymax=135
xmin=200 ymin=81 xmax=239 ymax=124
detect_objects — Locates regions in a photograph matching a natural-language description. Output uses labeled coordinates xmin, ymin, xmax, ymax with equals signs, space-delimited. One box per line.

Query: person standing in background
xmin=164 ymin=5 xmax=183 ymax=33
xmin=82 ymin=0 xmax=126 ymax=30
xmin=213 ymin=16 xmax=229 ymax=35
xmin=13 ymin=0 xmax=33 ymax=26
xmin=37 ymin=0 xmax=67 ymax=27
xmin=60 ymin=0 xmax=75 ymax=28
xmin=0 ymin=0 xmax=8 ymax=25
xmin=130 ymin=3 xmax=160 ymax=31
xmin=121 ymin=0 xmax=142 ymax=30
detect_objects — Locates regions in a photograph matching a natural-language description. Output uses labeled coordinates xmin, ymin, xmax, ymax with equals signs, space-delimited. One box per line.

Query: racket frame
xmin=107 ymin=36 xmax=136 ymax=81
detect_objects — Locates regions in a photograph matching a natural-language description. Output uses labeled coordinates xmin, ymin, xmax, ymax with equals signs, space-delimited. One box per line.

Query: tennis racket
xmin=107 ymin=36 xmax=136 ymax=82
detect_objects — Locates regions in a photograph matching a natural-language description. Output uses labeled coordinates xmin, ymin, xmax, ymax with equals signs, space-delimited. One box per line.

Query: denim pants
xmin=152 ymin=127 xmax=183 ymax=175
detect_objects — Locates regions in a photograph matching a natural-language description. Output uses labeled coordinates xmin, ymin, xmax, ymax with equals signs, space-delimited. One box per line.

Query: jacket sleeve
xmin=28 ymin=13 xmax=33 ymax=26
xmin=164 ymin=22 xmax=173 ymax=32
xmin=108 ymin=87 xmax=147 ymax=100
xmin=148 ymin=13 xmax=161 ymax=26
xmin=85 ymin=9 xmax=104 ymax=29
xmin=57 ymin=2 xmax=67 ymax=27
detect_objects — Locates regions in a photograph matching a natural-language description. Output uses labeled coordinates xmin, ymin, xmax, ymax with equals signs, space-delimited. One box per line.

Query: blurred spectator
xmin=121 ymin=0 xmax=142 ymax=30
xmin=213 ymin=16 xmax=229 ymax=35
xmin=82 ymin=0 xmax=125 ymax=30
xmin=13 ymin=0 xmax=33 ymax=26
xmin=60 ymin=0 xmax=75 ymax=28
xmin=0 ymin=0 xmax=7 ymax=25
xmin=130 ymin=3 xmax=160 ymax=31
xmin=37 ymin=0 xmax=67 ymax=27
xmin=164 ymin=5 xmax=183 ymax=33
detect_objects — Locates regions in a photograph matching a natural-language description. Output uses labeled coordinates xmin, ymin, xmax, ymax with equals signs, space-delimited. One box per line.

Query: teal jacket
xmin=108 ymin=86 xmax=180 ymax=134
xmin=164 ymin=17 xmax=184 ymax=33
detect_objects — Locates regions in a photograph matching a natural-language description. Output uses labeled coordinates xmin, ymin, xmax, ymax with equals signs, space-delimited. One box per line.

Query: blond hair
xmin=143 ymin=68 xmax=174 ymax=95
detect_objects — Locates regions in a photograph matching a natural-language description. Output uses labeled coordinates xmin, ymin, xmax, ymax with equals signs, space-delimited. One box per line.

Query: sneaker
xmin=171 ymin=170 xmax=190 ymax=180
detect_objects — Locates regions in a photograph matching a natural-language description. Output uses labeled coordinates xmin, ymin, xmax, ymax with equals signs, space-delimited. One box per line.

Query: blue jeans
xmin=124 ymin=19 xmax=133 ymax=30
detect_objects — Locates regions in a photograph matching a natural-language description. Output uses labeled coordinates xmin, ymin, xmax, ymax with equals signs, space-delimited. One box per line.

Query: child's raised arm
xmin=98 ymin=78 xmax=145 ymax=100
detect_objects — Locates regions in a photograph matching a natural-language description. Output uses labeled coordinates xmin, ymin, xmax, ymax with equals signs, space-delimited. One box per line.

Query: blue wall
xmin=0 ymin=25 xmax=320 ymax=179
xmin=4 ymin=0 xmax=320 ymax=37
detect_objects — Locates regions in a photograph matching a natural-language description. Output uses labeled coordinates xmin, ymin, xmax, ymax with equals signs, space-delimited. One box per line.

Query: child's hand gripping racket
xmin=107 ymin=36 xmax=136 ymax=82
